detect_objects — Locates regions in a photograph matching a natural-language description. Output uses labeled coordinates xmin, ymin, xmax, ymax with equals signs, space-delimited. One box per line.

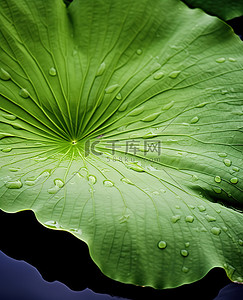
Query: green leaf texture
xmin=183 ymin=0 xmax=243 ymax=21
xmin=0 ymin=0 xmax=243 ymax=289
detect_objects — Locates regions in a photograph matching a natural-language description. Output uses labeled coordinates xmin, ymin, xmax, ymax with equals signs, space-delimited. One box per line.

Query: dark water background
xmin=0 ymin=14 xmax=243 ymax=300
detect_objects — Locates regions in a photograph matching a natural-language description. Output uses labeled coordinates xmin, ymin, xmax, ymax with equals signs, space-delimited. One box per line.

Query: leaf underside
xmin=0 ymin=0 xmax=243 ymax=289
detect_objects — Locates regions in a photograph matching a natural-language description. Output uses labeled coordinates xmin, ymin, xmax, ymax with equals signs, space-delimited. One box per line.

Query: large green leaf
xmin=183 ymin=0 xmax=243 ymax=21
xmin=0 ymin=0 xmax=243 ymax=289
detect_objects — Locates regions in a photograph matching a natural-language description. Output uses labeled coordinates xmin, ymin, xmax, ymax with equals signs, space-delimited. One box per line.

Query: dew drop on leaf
xmin=213 ymin=187 xmax=222 ymax=194
xmin=19 ymin=88 xmax=30 ymax=98
xmin=171 ymin=215 xmax=181 ymax=223
xmin=105 ymin=84 xmax=119 ymax=94
xmin=214 ymin=175 xmax=221 ymax=183
xmin=223 ymin=158 xmax=232 ymax=167
xmin=103 ymin=180 xmax=114 ymax=187
xmin=96 ymin=62 xmax=106 ymax=76
xmin=1 ymin=147 xmax=12 ymax=152
xmin=121 ymin=178 xmax=134 ymax=185
xmin=218 ymin=153 xmax=227 ymax=157
xmin=230 ymin=177 xmax=238 ymax=184
xmin=44 ymin=220 xmax=60 ymax=229
xmin=239 ymin=239 xmax=243 ymax=246
xmin=211 ymin=227 xmax=221 ymax=235
xmin=0 ymin=68 xmax=11 ymax=80
xmin=180 ymin=249 xmax=189 ymax=257
xmin=162 ymin=101 xmax=174 ymax=110
xmin=232 ymin=166 xmax=239 ymax=172
xmin=228 ymin=57 xmax=236 ymax=62
xmin=54 ymin=179 xmax=64 ymax=188
xmin=142 ymin=112 xmax=160 ymax=122
xmin=169 ymin=70 xmax=181 ymax=78
xmin=2 ymin=114 xmax=17 ymax=120
xmin=49 ymin=67 xmax=57 ymax=76
xmin=158 ymin=241 xmax=167 ymax=249
xmin=129 ymin=106 xmax=144 ymax=116
xmin=116 ymin=92 xmax=122 ymax=100
xmin=205 ymin=215 xmax=216 ymax=222
xmin=88 ymin=175 xmax=97 ymax=184
xmin=190 ymin=116 xmax=199 ymax=124
xmin=5 ymin=179 xmax=22 ymax=189
xmin=185 ymin=242 xmax=190 ymax=247
xmin=153 ymin=71 xmax=164 ymax=80
xmin=216 ymin=57 xmax=226 ymax=63
xmin=136 ymin=49 xmax=142 ymax=55
xmin=185 ymin=215 xmax=194 ymax=223
xmin=198 ymin=205 xmax=206 ymax=212
xmin=182 ymin=267 xmax=189 ymax=273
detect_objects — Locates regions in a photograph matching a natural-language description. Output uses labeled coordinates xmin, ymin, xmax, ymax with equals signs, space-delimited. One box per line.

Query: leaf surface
xmin=0 ymin=0 xmax=243 ymax=289
xmin=183 ymin=0 xmax=243 ymax=21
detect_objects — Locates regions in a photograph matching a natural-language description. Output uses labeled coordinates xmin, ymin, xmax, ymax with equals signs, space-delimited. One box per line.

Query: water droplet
xmin=222 ymin=226 xmax=228 ymax=232
xmin=2 ymin=114 xmax=17 ymax=120
xmin=121 ymin=178 xmax=134 ymax=185
xmin=211 ymin=227 xmax=221 ymax=235
xmin=142 ymin=112 xmax=160 ymax=122
xmin=0 ymin=68 xmax=11 ymax=80
xmin=192 ymin=174 xmax=199 ymax=182
xmin=96 ymin=62 xmax=106 ymax=76
xmin=223 ymin=159 xmax=232 ymax=167
xmin=206 ymin=215 xmax=216 ymax=222
xmin=105 ymin=84 xmax=119 ymax=94
xmin=169 ymin=70 xmax=181 ymax=79
xmin=119 ymin=215 xmax=130 ymax=224
xmin=214 ymin=176 xmax=221 ymax=183
xmin=44 ymin=220 xmax=60 ymax=229
xmin=190 ymin=116 xmax=199 ymax=124
xmin=216 ymin=57 xmax=226 ymax=63
xmin=230 ymin=177 xmax=238 ymax=184
xmin=70 ymin=228 xmax=82 ymax=235
xmin=171 ymin=215 xmax=181 ymax=223
xmin=49 ymin=67 xmax=57 ymax=76
xmin=127 ymin=163 xmax=144 ymax=172
xmin=185 ymin=242 xmax=190 ymax=247
xmin=239 ymin=239 xmax=243 ymax=246
xmin=175 ymin=205 xmax=180 ymax=209
xmin=103 ymin=180 xmax=114 ymax=187
xmin=180 ymin=249 xmax=189 ymax=257
xmin=158 ymin=241 xmax=167 ymax=249
xmin=129 ymin=106 xmax=144 ymax=116
xmin=1 ymin=147 xmax=12 ymax=152
xmin=213 ymin=187 xmax=222 ymax=194
xmin=218 ymin=153 xmax=227 ymax=157
xmin=25 ymin=180 xmax=36 ymax=186
xmin=221 ymin=90 xmax=228 ymax=95
xmin=118 ymin=102 xmax=128 ymax=112
xmin=162 ymin=101 xmax=174 ymax=110
xmin=88 ymin=175 xmax=97 ymax=184
xmin=116 ymin=93 xmax=122 ymax=100
xmin=9 ymin=167 xmax=20 ymax=172
xmin=19 ymin=88 xmax=29 ymax=98
xmin=232 ymin=167 xmax=239 ymax=172
xmin=136 ymin=49 xmax=142 ymax=55
xmin=5 ymin=180 xmax=22 ymax=189
xmin=188 ymin=205 xmax=195 ymax=209
xmin=196 ymin=102 xmax=207 ymax=108
xmin=228 ymin=57 xmax=236 ymax=62
xmin=153 ymin=71 xmax=164 ymax=80
xmin=182 ymin=267 xmax=189 ymax=273
xmin=198 ymin=205 xmax=206 ymax=212
xmin=54 ymin=179 xmax=64 ymax=188
xmin=185 ymin=216 xmax=194 ymax=223
xmin=142 ymin=132 xmax=158 ymax=139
